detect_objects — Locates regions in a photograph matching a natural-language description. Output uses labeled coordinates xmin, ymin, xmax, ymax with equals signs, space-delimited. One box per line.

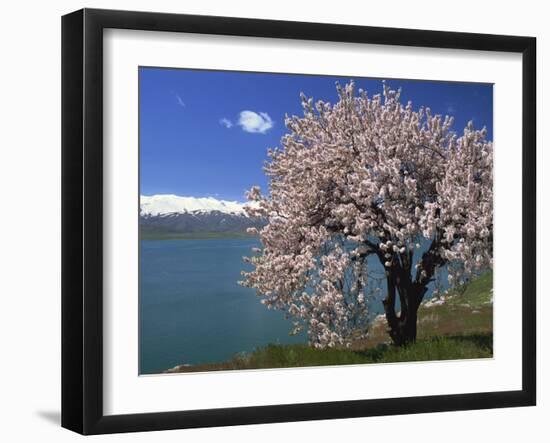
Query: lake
xmin=139 ymin=238 xmax=305 ymax=374
xmin=139 ymin=237 xmax=446 ymax=374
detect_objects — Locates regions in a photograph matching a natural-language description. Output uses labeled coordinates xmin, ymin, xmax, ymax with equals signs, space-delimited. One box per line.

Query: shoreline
xmin=140 ymin=231 xmax=258 ymax=241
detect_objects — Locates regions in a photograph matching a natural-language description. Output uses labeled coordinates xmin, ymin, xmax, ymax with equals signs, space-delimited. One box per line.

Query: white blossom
xmin=241 ymin=81 xmax=492 ymax=348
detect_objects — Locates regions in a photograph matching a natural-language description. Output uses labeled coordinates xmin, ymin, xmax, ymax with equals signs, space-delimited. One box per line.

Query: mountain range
xmin=140 ymin=195 xmax=263 ymax=237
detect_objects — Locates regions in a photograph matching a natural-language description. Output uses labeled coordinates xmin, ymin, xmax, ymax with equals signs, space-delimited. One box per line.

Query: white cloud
xmin=175 ymin=94 xmax=185 ymax=107
xmin=219 ymin=117 xmax=233 ymax=129
xmin=238 ymin=111 xmax=274 ymax=134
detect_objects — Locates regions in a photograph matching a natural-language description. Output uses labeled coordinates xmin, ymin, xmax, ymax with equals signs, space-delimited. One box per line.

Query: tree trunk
xmin=376 ymin=234 xmax=443 ymax=346
xmin=382 ymin=277 xmax=425 ymax=346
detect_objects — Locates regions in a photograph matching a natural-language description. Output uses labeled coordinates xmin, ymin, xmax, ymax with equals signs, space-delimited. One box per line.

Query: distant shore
xmin=140 ymin=231 xmax=257 ymax=241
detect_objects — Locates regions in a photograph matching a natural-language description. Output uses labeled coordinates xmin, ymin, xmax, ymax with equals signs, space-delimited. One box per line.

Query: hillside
xmin=166 ymin=272 xmax=493 ymax=373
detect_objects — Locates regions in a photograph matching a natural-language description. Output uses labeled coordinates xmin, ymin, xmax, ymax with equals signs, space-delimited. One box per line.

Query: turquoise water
xmin=139 ymin=238 xmax=305 ymax=374
xmin=139 ymin=237 xmax=446 ymax=374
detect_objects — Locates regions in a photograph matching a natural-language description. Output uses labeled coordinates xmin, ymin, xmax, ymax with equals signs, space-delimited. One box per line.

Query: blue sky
xmin=139 ymin=67 xmax=493 ymax=201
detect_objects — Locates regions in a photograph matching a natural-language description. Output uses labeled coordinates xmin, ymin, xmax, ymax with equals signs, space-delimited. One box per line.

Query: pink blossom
xmin=241 ymin=81 xmax=492 ymax=348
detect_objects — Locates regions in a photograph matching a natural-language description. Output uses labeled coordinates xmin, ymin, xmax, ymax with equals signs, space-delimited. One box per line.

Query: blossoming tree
xmin=241 ymin=81 xmax=493 ymax=348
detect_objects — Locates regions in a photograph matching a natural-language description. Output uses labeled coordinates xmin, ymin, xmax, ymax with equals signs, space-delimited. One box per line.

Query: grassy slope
xmin=357 ymin=271 xmax=493 ymax=347
xmin=166 ymin=272 xmax=493 ymax=373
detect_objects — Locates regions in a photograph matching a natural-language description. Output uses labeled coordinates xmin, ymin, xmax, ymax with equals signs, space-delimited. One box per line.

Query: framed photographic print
xmin=61 ymin=8 xmax=536 ymax=435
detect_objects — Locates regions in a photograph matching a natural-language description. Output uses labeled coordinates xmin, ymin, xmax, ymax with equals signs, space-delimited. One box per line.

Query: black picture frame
xmin=61 ymin=8 xmax=536 ymax=435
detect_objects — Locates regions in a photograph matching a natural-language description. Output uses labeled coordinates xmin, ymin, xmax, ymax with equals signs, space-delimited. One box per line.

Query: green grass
xmin=166 ymin=272 xmax=493 ymax=373
xmin=373 ymin=334 xmax=492 ymax=363
xmin=360 ymin=271 xmax=493 ymax=347
xmin=447 ymin=271 xmax=493 ymax=307
xmin=168 ymin=334 xmax=493 ymax=373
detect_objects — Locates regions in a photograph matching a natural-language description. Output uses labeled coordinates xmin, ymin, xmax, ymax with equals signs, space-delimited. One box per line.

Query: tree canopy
xmin=241 ymin=81 xmax=493 ymax=348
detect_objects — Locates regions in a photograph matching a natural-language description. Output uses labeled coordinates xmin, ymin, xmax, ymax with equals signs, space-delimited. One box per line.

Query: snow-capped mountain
xmin=140 ymin=195 xmax=263 ymax=236
xmin=140 ymin=194 xmax=250 ymax=216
